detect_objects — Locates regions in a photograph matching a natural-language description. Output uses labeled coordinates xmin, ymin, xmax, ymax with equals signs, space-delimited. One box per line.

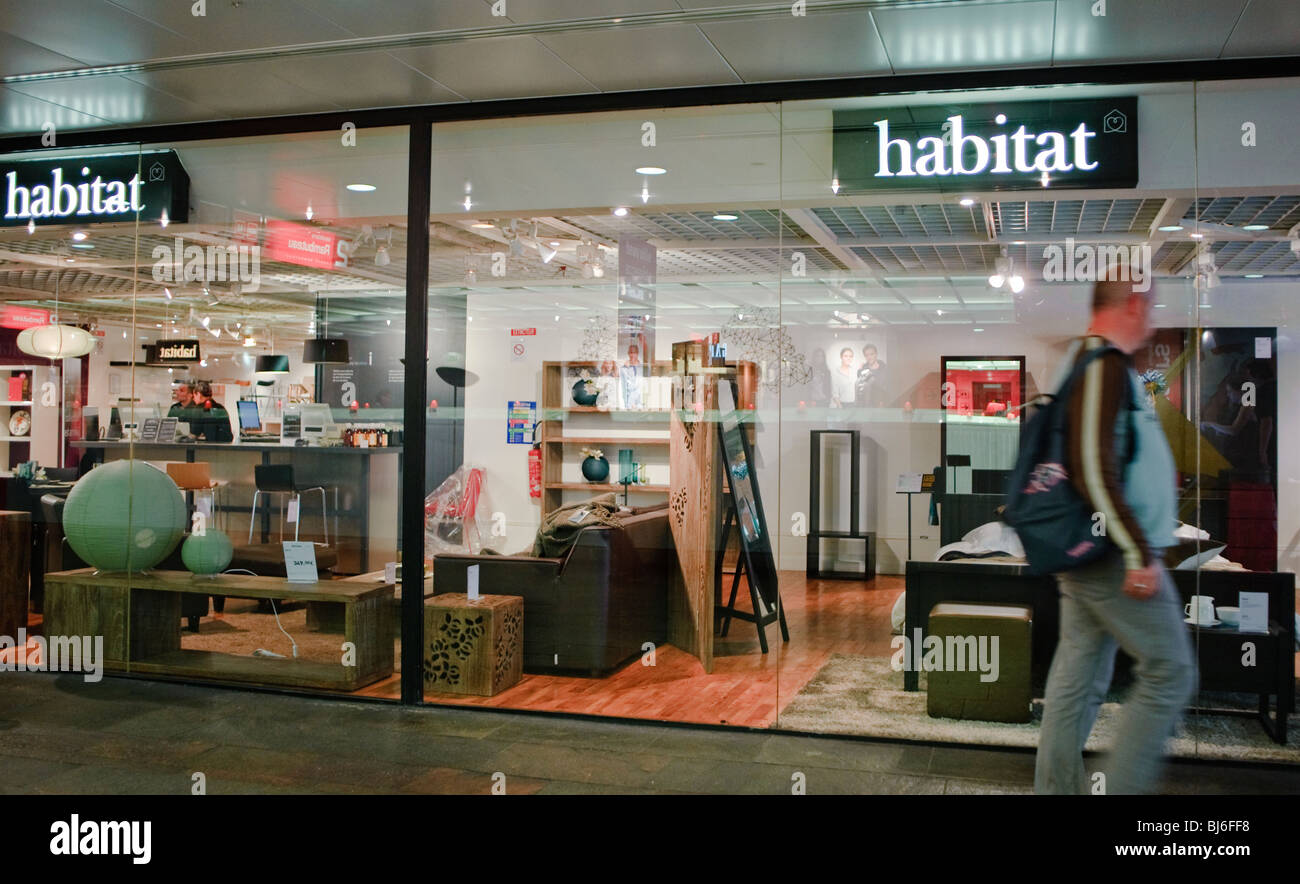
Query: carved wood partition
xmin=667 ymin=342 xmax=720 ymax=673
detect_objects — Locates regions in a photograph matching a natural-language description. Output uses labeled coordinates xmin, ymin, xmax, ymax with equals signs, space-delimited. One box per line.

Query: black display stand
xmin=806 ymin=429 xmax=876 ymax=580
xmin=713 ymin=378 xmax=788 ymax=654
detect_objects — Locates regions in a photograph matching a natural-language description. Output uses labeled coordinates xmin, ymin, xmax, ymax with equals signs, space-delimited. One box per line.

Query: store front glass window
xmin=1 ymin=127 xmax=409 ymax=699
xmin=421 ymin=105 xmax=787 ymax=720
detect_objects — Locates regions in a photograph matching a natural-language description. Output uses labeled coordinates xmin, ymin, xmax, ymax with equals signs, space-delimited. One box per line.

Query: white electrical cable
xmin=223 ymin=568 xmax=299 ymax=658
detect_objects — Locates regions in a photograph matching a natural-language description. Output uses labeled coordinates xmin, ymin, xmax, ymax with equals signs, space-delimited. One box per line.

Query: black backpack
xmin=1003 ymin=345 xmax=1135 ymax=575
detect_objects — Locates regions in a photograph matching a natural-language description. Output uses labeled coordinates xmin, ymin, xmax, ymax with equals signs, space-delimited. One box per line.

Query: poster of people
xmin=617 ymin=236 xmax=656 ymax=406
xmin=804 ymin=339 xmax=889 ymax=408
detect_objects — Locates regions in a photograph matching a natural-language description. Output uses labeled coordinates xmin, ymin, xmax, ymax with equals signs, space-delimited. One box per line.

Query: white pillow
xmin=1173 ymin=521 xmax=1211 ymax=541
xmin=959 ymin=520 xmax=1025 ymax=558
xmin=890 ymin=592 xmax=906 ymax=634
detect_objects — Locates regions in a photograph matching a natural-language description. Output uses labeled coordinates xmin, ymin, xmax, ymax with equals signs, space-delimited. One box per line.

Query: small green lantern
xmin=181 ymin=529 xmax=233 ymax=576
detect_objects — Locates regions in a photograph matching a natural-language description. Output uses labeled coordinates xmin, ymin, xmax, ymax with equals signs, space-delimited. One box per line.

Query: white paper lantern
xmin=16 ymin=324 xmax=95 ymax=359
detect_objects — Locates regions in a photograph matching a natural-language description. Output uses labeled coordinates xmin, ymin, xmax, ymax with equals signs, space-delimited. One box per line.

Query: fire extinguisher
xmin=528 ymin=423 xmax=542 ymax=499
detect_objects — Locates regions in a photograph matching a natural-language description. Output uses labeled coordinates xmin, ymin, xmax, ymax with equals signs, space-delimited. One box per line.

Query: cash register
xmin=280 ymin=403 xmax=340 ymax=445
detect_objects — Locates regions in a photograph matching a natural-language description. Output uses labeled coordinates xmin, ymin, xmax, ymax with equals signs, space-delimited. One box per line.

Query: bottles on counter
xmin=342 ymin=424 xmax=401 ymax=448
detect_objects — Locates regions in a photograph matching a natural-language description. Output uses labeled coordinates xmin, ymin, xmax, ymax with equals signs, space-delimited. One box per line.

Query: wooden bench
xmin=43 ymin=568 xmax=393 ymax=691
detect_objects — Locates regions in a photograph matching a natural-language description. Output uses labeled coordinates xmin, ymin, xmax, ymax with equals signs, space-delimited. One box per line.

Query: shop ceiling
xmin=1 ymin=0 xmax=1297 ymax=134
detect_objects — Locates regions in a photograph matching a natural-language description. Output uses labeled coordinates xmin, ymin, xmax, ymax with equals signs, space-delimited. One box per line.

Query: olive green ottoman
xmin=926 ymin=602 xmax=1033 ymax=723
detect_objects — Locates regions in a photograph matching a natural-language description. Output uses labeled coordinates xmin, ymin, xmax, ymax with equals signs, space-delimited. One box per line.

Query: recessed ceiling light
xmin=1153 ymin=303 xmax=1167 ymax=308
xmin=713 ymin=213 xmax=739 ymax=221
xmin=1242 ymin=224 xmax=1269 ymax=231
xmin=1012 ymin=240 xmax=1026 ymax=245
xmin=973 ymin=327 xmax=985 ymax=332
xmin=346 ymin=183 xmax=376 ymax=192
xmin=471 ymin=222 xmax=494 ymax=229
xmin=612 ymin=207 xmax=629 ymax=217
xmin=636 ymin=166 xmax=666 ymax=175
xmin=1189 ymin=232 xmax=1205 ymax=240
xmin=1245 ymin=273 xmax=1264 ymax=278
xmin=959 ymin=197 xmax=976 ymax=207
xmin=1158 ymin=225 xmax=1184 ymax=232
xmin=71 ymin=243 xmax=94 ymax=250
xmin=71 ymin=230 xmax=88 ymax=241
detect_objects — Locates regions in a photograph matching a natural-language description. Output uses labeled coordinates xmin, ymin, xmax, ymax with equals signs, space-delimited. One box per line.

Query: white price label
xmin=282 ymin=541 xmax=318 ymax=583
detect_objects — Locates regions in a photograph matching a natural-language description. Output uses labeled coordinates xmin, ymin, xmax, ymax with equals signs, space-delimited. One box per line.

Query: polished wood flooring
xmin=402 ymin=573 xmax=903 ymax=728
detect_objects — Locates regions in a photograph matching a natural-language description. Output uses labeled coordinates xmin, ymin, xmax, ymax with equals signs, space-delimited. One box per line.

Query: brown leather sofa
xmin=433 ymin=506 xmax=673 ymax=676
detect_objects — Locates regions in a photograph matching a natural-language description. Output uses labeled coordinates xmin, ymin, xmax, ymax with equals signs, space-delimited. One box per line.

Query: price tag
xmin=282 ymin=541 xmax=318 ymax=583
xmin=896 ymin=472 xmax=923 ymax=493
xmin=1238 ymin=591 xmax=1269 ymax=634
xmin=467 ymin=563 xmax=480 ymax=601
xmin=287 ymin=497 xmax=299 ymax=523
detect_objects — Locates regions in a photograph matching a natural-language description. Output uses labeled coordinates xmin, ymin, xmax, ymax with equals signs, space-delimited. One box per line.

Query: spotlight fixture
xmin=463 ymin=196 xmax=473 ymax=211
xmin=26 ymin=218 xmax=35 ymax=234
xmin=612 ymin=207 xmax=629 ymax=217
xmin=641 ymin=183 xmax=650 ymax=204
xmin=831 ymin=177 xmax=840 ymax=194
xmin=71 ymin=231 xmax=87 ymax=241
xmin=305 ymin=204 xmax=314 ymax=221
xmin=987 ymin=247 xmax=1024 ymax=292
xmin=159 ymin=209 xmax=169 ymax=229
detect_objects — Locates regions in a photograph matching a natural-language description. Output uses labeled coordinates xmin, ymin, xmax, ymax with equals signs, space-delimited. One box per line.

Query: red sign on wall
xmin=264 ymin=219 xmax=338 ymax=270
xmin=0 ymin=305 xmax=50 ymax=329
xmin=510 ymin=328 xmax=536 ymax=336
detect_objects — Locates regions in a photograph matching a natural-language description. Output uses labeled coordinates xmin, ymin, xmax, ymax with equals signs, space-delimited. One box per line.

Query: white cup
xmin=1184 ymin=595 xmax=1216 ymax=624
xmin=1217 ymin=606 xmax=1240 ymax=627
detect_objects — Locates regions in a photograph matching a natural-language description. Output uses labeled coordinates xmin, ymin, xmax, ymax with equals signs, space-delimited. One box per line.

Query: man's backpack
xmin=1003 ymin=344 xmax=1135 ymax=575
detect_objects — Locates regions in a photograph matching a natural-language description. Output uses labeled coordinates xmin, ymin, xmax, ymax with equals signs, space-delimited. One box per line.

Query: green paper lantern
xmin=181 ymin=529 xmax=233 ymax=575
xmin=62 ymin=460 xmax=187 ymax=572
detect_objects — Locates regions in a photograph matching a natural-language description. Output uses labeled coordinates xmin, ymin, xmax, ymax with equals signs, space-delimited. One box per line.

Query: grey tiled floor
xmin=1 ymin=673 xmax=1297 ymax=795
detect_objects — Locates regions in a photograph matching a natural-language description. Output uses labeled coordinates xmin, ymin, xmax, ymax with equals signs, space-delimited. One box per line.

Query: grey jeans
xmin=1034 ymin=552 xmax=1197 ymax=795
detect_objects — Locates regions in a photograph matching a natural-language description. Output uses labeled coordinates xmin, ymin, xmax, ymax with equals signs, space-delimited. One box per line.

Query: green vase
xmin=581 ymin=456 xmax=610 ymax=483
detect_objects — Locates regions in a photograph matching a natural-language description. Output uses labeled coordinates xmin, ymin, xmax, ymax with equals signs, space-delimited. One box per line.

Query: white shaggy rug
xmin=778 ymin=654 xmax=1299 ymax=765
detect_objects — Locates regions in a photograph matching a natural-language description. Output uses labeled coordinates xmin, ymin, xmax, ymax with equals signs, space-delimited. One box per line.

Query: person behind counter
xmin=188 ymin=381 xmax=233 ymax=442
xmin=168 ymin=380 xmax=194 ymax=417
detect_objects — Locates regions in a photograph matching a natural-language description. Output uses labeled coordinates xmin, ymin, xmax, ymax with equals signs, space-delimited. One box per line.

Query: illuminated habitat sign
xmin=832 ymin=98 xmax=1137 ymax=193
xmin=1 ymin=150 xmax=189 ymax=227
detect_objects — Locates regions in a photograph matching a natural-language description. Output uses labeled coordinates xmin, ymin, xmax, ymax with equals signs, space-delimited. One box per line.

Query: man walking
xmin=1034 ymin=274 xmax=1196 ymax=795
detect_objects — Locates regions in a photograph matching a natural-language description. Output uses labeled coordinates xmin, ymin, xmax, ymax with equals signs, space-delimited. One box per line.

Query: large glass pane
xmin=1189 ymin=77 xmax=1299 ymax=762
xmin=4 ymin=128 xmax=408 ymax=698
xmin=423 ymin=105 xmax=784 ymax=724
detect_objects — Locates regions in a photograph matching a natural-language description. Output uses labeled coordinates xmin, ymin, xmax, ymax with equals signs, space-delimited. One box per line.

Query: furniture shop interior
xmin=1 ymin=78 xmax=1298 ymax=763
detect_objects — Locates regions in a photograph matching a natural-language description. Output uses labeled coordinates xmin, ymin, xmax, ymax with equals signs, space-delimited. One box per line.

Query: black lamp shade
xmin=255 ymin=354 xmax=290 ymax=373
xmin=303 ymin=337 xmax=350 ymax=364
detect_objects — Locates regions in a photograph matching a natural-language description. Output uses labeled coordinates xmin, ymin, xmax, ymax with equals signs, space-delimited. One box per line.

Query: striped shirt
xmin=1064 ymin=335 xmax=1151 ymax=570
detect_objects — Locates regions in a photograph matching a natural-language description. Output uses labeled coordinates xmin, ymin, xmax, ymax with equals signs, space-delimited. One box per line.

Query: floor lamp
xmin=435 ymin=366 xmax=477 ymax=468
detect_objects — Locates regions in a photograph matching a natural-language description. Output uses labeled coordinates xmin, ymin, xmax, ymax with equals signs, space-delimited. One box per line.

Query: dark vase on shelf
xmin=581 ymin=455 xmax=610 ymax=483
xmin=572 ymin=379 xmax=599 ymax=407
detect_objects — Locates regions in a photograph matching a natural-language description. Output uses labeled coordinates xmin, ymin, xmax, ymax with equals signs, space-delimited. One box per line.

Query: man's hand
xmin=1123 ymin=562 xmax=1162 ymax=600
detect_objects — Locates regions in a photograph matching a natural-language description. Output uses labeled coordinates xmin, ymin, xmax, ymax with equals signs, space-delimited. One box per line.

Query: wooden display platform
xmin=43 ymin=568 xmax=394 ymax=691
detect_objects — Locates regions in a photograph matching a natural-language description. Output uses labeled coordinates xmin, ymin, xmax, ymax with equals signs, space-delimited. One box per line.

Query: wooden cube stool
xmin=423 ymin=594 xmax=523 ymax=696
xmin=926 ymin=602 xmax=1032 ymax=723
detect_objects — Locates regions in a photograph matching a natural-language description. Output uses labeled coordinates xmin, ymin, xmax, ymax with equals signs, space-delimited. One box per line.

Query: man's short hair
xmin=195 ymin=381 xmax=213 ymax=398
xmin=862 ymin=344 xmax=877 ymax=354
xmin=1092 ymin=264 xmax=1149 ymax=312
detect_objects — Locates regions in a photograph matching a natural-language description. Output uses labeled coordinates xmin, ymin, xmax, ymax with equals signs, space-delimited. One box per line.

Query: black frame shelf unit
xmin=806 ymin=429 xmax=875 ymax=581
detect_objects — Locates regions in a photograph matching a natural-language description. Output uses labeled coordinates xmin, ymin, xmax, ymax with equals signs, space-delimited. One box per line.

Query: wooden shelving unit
xmin=0 ymin=365 xmax=58 ymax=473
xmin=540 ymin=360 xmax=673 ymax=515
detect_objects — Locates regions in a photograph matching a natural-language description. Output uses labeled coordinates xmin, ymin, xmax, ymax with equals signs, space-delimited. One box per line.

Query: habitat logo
xmin=151 ymin=235 xmax=260 ymax=293
xmin=890 ymin=629 xmax=1000 ymax=682
xmin=50 ymin=814 xmax=151 ymax=865
xmin=0 ymin=629 xmax=104 ymax=683
xmin=1042 ymin=237 xmax=1152 ymax=293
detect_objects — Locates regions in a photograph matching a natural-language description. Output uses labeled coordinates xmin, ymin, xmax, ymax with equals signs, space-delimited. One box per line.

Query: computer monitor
xmin=237 ymin=400 xmax=262 ymax=432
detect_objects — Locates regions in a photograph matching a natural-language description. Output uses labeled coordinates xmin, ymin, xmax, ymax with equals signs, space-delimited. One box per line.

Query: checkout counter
xmin=73 ymin=402 xmax=401 ymax=573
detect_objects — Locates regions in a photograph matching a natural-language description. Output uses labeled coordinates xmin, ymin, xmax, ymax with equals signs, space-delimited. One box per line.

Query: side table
xmin=1190 ymin=620 xmax=1291 ymax=745
xmin=423 ymin=593 xmax=523 ymax=696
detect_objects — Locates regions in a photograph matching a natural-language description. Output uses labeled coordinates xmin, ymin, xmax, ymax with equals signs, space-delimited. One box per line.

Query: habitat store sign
xmin=1 ymin=150 xmax=189 ymax=227
xmin=832 ymin=98 xmax=1138 ymax=193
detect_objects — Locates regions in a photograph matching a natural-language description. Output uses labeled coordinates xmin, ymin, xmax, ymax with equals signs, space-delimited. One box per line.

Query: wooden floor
xmin=395 ymin=573 xmax=904 ymax=728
